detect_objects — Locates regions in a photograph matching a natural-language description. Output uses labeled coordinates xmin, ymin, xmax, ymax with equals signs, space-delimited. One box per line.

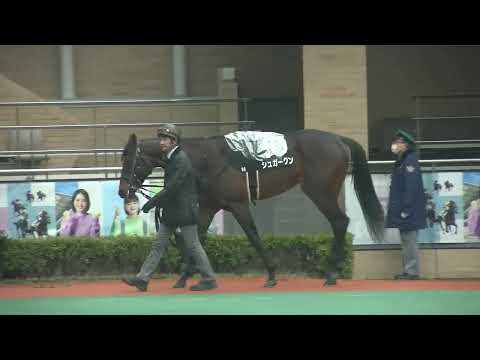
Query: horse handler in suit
xmin=122 ymin=124 xmax=217 ymax=292
xmin=386 ymin=129 xmax=427 ymax=280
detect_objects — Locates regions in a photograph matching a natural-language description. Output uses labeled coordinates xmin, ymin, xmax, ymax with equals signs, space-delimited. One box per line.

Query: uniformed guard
xmin=386 ymin=129 xmax=427 ymax=280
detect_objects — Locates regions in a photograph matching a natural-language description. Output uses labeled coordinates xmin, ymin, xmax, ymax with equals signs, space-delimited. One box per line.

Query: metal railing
xmin=416 ymin=140 xmax=480 ymax=152
xmin=0 ymin=120 xmax=254 ymax=169
xmin=0 ymin=148 xmax=122 ymax=156
xmin=370 ymin=158 xmax=480 ymax=165
xmin=0 ymin=97 xmax=252 ymax=132
xmin=0 ymin=158 xmax=480 ymax=181
xmin=0 ymin=97 xmax=252 ymax=107
xmin=0 ymin=121 xmax=253 ymax=130
xmin=0 ymin=97 xmax=254 ymax=169
xmin=0 ymin=166 xmax=121 ymax=174
xmin=368 ymin=158 xmax=480 ymax=175
xmin=3 ymin=95 xmax=480 ymax=176
xmin=412 ymin=93 xmax=480 ymax=143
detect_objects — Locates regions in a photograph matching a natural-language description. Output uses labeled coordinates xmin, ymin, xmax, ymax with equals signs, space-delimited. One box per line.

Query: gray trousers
xmin=174 ymin=228 xmax=197 ymax=277
xmin=137 ymin=223 xmax=215 ymax=282
xmin=399 ymin=230 xmax=420 ymax=276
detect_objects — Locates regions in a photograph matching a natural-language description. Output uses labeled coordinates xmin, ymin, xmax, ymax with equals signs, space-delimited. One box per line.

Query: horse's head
xmin=119 ymin=133 xmax=157 ymax=199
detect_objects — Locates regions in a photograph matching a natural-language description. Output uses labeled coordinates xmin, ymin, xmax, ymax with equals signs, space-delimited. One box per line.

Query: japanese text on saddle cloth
xmin=224 ymin=131 xmax=293 ymax=203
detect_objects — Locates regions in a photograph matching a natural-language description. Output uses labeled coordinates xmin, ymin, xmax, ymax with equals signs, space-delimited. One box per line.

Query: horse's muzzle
xmin=118 ymin=179 xmax=130 ymax=199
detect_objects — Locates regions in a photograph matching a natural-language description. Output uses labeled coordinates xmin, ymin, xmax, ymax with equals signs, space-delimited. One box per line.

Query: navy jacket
xmin=386 ymin=150 xmax=427 ymax=231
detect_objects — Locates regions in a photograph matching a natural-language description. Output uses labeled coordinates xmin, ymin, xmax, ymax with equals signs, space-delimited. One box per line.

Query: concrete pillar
xmin=59 ymin=45 xmax=76 ymax=99
xmin=302 ymin=45 xmax=369 ymax=152
xmin=217 ymin=67 xmax=239 ymax=135
xmin=172 ymin=45 xmax=187 ymax=97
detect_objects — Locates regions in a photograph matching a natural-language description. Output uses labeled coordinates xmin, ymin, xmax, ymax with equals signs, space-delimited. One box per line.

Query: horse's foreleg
xmin=229 ymin=202 xmax=277 ymax=288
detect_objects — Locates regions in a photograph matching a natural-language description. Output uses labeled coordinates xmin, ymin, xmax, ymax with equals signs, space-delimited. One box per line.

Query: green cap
xmin=157 ymin=123 xmax=181 ymax=142
xmin=394 ymin=129 xmax=415 ymax=145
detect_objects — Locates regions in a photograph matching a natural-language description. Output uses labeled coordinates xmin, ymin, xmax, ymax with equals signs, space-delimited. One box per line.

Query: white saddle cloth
xmin=224 ymin=131 xmax=288 ymax=161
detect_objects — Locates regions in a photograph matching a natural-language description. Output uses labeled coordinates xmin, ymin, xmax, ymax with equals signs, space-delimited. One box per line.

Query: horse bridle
xmin=121 ymin=142 xmax=161 ymax=200
xmin=121 ymin=141 xmax=172 ymax=233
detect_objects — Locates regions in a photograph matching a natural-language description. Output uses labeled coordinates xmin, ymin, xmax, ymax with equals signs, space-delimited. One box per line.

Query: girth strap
xmin=242 ymin=167 xmax=260 ymax=204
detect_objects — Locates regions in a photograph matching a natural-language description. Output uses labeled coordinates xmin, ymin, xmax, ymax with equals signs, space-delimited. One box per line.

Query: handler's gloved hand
xmin=142 ymin=199 xmax=156 ymax=213
xmin=400 ymin=212 xmax=409 ymax=219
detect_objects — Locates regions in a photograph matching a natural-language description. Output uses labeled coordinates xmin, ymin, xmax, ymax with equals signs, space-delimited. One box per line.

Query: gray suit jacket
xmin=146 ymin=147 xmax=199 ymax=227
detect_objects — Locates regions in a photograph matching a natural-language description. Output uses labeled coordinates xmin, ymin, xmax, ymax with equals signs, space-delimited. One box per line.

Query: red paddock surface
xmin=1 ymin=276 xmax=480 ymax=300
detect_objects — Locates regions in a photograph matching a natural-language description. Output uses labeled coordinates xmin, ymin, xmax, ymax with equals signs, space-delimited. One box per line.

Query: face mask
xmin=391 ymin=144 xmax=399 ymax=154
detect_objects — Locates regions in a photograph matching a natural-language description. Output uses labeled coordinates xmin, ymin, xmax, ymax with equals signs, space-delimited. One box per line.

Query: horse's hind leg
xmin=197 ymin=206 xmax=220 ymax=247
xmin=301 ymin=186 xmax=349 ymax=286
xmin=229 ymin=202 xmax=277 ymax=287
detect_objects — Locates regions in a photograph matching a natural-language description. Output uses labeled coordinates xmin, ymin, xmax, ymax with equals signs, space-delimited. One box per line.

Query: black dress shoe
xmin=394 ymin=273 xmax=420 ymax=280
xmin=122 ymin=276 xmax=148 ymax=292
xmin=189 ymin=280 xmax=217 ymax=291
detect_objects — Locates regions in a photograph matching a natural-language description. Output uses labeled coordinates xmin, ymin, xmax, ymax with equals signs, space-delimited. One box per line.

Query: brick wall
xmin=0 ymin=74 xmax=231 ymax=168
xmin=0 ymin=45 xmax=60 ymax=99
xmin=0 ymin=45 xmax=299 ymax=168
xmin=302 ymin=45 xmax=369 ymax=151
xmin=75 ymin=45 xmax=173 ymax=98
xmin=353 ymin=248 xmax=480 ymax=279
xmin=0 ymin=45 xmax=300 ymax=100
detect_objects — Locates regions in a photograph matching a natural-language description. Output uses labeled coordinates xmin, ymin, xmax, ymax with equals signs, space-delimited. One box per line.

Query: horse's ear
xmin=128 ymin=133 xmax=137 ymax=146
xmin=123 ymin=133 xmax=137 ymax=158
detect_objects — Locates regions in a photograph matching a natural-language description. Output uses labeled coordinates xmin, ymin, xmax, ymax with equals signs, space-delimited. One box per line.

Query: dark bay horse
xmin=118 ymin=129 xmax=385 ymax=287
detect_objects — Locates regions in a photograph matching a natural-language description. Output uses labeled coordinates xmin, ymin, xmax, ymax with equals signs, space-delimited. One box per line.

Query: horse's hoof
xmin=264 ymin=280 xmax=277 ymax=288
xmin=323 ymin=278 xmax=337 ymax=286
xmin=324 ymin=273 xmax=338 ymax=286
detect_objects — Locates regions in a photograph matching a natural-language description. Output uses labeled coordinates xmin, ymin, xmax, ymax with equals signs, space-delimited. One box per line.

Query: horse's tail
xmin=341 ymin=136 xmax=385 ymax=243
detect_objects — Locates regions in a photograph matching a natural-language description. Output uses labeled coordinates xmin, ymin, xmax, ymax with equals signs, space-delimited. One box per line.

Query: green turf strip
xmin=1 ymin=291 xmax=480 ymax=315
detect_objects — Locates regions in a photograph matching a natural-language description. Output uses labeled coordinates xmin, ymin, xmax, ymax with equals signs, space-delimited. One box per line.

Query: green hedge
xmin=0 ymin=233 xmax=353 ymax=280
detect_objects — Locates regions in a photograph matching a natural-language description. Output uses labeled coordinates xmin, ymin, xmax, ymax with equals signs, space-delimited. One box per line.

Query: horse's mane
xmin=140 ymin=135 xmax=223 ymax=143
xmin=139 ymin=136 xmax=226 ymax=151
xmin=138 ymin=131 xmax=301 ymax=148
